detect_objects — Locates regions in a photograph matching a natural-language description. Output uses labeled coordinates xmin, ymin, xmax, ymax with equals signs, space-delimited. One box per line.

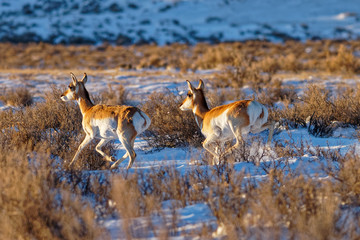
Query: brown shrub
xmin=1 ymin=41 xmax=360 ymax=74
xmin=0 ymin=87 xmax=33 ymax=107
xmin=325 ymin=44 xmax=360 ymax=74
xmin=256 ymin=56 xmax=280 ymax=74
xmin=214 ymin=63 xmax=272 ymax=90
xmin=0 ymin=87 xmax=114 ymax=170
xmin=109 ymin=148 xmax=360 ymax=239
xmin=274 ymin=84 xmax=360 ymax=133
xmin=256 ymin=79 xmax=298 ymax=106
xmin=141 ymin=91 xmax=203 ymax=149
xmin=278 ymin=53 xmax=303 ymax=72
xmin=100 ymin=84 xmax=129 ymax=105
xmin=111 ymin=165 xmax=214 ymax=239
xmin=0 ymin=149 xmax=107 ymax=240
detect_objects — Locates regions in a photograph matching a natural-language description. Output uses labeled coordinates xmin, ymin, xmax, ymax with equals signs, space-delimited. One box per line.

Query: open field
xmin=1 ymin=41 xmax=360 ymax=239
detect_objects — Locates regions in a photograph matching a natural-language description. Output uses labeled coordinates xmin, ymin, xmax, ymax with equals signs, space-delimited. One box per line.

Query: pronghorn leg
xmin=215 ymin=141 xmax=226 ymax=156
xmin=266 ymin=121 xmax=275 ymax=145
xmin=111 ymin=134 xmax=136 ymax=170
xmin=95 ymin=139 xmax=114 ymax=162
xmin=110 ymin=152 xmax=128 ymax=170
xmin=223 ymin=135 xmax=243 ymax=159
xmin=203 ymin=136 xmax=220 ymax=165
xmin=69 ymin=134 xmax=92 ymax=167
xmin=125 ymin=135 xmax=137 ymax=169
xmin=223 ymin=123 xmax=247 ymax=159
xmin=251 ymin=121 xmax=275 ymax=145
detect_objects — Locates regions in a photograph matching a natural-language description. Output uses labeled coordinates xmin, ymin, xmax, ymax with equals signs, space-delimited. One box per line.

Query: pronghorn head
xmin=179 ymin=79 xmax=207 ymax=111
xmin=61 ymin=72 xmax=88 ymax=102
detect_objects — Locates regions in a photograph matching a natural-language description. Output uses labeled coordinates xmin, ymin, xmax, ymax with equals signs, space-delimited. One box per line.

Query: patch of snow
xmin=1 ymin=70 xmax=360 ymax=239
xmin=1 ymin=0 xmax=360 ymax=44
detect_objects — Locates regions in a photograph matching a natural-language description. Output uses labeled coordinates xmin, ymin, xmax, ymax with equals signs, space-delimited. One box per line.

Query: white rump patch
xmin=133 ymin=111 xmax=151 ymax=134
xmin=247 ymin=101 xmax=268 ymax=128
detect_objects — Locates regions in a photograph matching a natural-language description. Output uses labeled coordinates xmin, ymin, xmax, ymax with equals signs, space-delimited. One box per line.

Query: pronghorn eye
xmin=187 ymin=93 xmax=193 ymax=97
xmin=69 ymin=86 xmax=75 ymax=90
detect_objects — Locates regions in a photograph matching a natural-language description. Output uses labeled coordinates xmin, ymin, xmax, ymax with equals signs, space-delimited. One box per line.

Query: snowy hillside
xmin=1 ymin=0 xmax=360 ymax=45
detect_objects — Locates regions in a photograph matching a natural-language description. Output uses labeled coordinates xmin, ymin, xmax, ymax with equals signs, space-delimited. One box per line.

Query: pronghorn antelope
xmin=61 ymin=73 xmax=151 ymax=169
xmin=179 ymin=80 xmax=274 ymax=164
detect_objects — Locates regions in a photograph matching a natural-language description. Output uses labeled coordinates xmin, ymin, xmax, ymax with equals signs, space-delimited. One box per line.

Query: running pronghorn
xmin=61 ymin=73 xmax=151 ymax=169
xmin=179 ymin=80 xmax=274 ymax=164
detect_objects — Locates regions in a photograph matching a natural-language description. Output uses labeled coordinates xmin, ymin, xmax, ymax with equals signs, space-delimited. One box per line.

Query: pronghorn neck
xmin=77 ymin=87 xmax=94 ymax=114
xmin=192 ymin=95 xmax=209 ymax=129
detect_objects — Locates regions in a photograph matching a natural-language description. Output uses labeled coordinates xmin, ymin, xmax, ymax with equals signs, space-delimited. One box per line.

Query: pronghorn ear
xmin=70 ymin=72 xmax=78 ymax=85
xmin=197 ymin=79 xmax=204 ymax=90
xmin=186 ymin=80 xmax=195 ymax=92
xmin=81 ymin=73 xmax=88 ymax=84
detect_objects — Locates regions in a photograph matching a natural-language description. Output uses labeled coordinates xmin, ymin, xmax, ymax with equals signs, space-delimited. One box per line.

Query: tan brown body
xmin=180 ymin=80 xmax=274 ymax=163
xmin=61 ymin=73 xmax=151 ymax=169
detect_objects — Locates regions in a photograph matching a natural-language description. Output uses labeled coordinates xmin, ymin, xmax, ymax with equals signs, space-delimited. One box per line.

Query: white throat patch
xmin=61 ymin=91 xmax=75 ymax=101
xmin=192 ymin=106 xmax=202 ymax=129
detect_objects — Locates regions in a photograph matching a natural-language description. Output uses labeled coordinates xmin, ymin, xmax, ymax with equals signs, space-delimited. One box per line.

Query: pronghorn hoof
xmin=211 ymin=157 xmax=220 ymax=165
xmin=108 ymin=156 xmax=116 ymax=162
xmin=110 ymin=161 xmax=120 ymax=170
xmin=104 ymin=156 xmax=115 ymax=162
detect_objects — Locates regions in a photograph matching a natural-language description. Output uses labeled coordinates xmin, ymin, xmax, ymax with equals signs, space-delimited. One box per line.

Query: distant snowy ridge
xmin=1 ymin=0 xmax=360 ymax=45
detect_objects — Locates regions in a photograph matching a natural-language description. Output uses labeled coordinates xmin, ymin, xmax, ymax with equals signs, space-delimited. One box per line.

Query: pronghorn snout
xmin=60 ymin=92 xmax=65 ymax=100
xmin=179 ymin=97 xmax=192 ymax=111
xmin=61 ymin=91 xmax=70 ymax=101
xmin=179 ymin=102 xmax=186 ymax=111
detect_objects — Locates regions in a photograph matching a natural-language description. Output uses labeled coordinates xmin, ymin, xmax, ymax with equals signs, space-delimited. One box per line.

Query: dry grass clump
xmin=256 ymin=79 xmax=298 ymax=106
xmin=0 ymin=149 xmax=107 ymax=240
xmin=0 ymin=84 xmax=359 ymax=239
xmin=191 ymin=43 xmax=244 ymax=70
xmin=210 ymin=169 xmax=348 ymax=239
xmin=0 ymin=86 xmax=115 ymax=239
xmin=141 ymin=91 xmax=203 ymax=149
xmin=111 ymin=165 xmax=215 ymax=238
xmin=277 ymin=53 xmax=304 ymax=72
xmin=325 ymin=44 xmax=360 ymax=74
xmin=100 ymin=84 xmax=129 ymax=105
xmin=0 ymin=87 xmax=33 ymax=107
xmin=1 ymin=40 xmax=360 ymax=76
xmin=274 ymin=84 xmax=360 ymax=135
xmin=109 ymin=147 xmax=360 ymax=239
xmin=214 ymin=62 xmax=273 ymax=90
xmin=0 ymin=87 xmax=114 ymax=170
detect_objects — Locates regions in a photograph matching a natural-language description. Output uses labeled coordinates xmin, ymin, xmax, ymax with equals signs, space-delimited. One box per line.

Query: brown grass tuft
xmin=141 ymin=91 xmax=203 ymax=149
xmin=0 ymin=87 xmax=33 ymax=107
xmin=325 ymin=44 xmax=360 ymax=74
xmin=0 ymin=149 xmax=108 ymax=240
xmin=100 ymin=84 xmax=129 ymax=106
xmin=0 ymin=86 xmax=114 ymax=170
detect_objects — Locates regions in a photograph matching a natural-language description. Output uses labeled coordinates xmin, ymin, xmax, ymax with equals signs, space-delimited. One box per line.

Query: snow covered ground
xmin=106 ymin=117 xmax=359 ymax=239
xmin=1 ymin=0 xmax=360 ymax=236
xmin=1 ymin=0 xmax=360 ymax=44
xmin=1 ymin=70 xmax=358 ymax=238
